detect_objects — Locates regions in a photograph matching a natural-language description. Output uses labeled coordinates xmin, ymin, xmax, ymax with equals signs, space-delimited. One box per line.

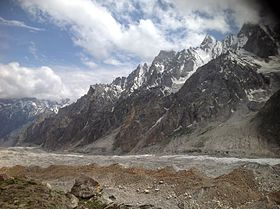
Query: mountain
xmin=0 ymin=98 xmax=70 ymax=146
xmin=252 ymin=89 xmax=280 ymax=150
xmin=14 ymin=21 xmax=280 ymax=157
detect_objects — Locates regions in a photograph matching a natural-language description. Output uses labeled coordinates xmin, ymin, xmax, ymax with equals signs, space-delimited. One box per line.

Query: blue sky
xmin=0 ymin=0 xmax=260 ymax=101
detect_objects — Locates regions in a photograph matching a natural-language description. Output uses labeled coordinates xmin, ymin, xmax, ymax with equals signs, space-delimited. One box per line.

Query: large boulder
xmin=70 ymin=175 xmax=101 ymax=199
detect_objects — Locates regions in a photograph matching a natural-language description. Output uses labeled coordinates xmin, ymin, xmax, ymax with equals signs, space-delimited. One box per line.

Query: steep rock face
xmin=114 ymin=53 xmax=270 ymax=152
xmin=113 ymin=88 xmax=171 ymax=152
xmin=238 ymin=23 xmax=279 ymax=58
xmin=253 ymin=89 xmax=280 ymax=150
xmin=25 ymin=84 xmax=122 ymax=149
xmin=0 ymin=98 xmax=69 ymax=145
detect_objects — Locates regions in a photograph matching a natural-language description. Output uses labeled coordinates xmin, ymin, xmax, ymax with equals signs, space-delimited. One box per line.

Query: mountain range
xmin=0 ymin=98 xmax=70 ymax=146
xmin=1 ymin=21 xmax=280 ymax=157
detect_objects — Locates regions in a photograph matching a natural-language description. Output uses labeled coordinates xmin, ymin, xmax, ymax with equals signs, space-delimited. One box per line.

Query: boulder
xmin=70 ymin=175 xmax=101 ymax=199
xmin=66 ymin=193 xmax=79 ymax=209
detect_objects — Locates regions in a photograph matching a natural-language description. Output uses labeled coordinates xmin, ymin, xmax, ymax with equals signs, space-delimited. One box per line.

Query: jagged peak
xmin=238 ymin=23 xmax=264 ymax=38
xmin=143 ymin=62 xmax=148 ymax=68
xmin=155 ymin=50 xmax=176 ymax=61
xmin=200 ymin=34 xmax=216 ymax=48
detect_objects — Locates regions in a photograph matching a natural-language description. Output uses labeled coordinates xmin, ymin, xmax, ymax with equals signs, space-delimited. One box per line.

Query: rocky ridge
xmin=0 ymin=98 xmax=69 ymax=146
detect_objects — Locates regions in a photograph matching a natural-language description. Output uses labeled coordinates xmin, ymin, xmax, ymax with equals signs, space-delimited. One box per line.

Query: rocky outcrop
xmin=24 ymin=84 xmax=122 ymax=149
xmin=114 ymin=52 xmax=271 ymax=153
xmin=252 ymin=89 xmax=280 ymax=154
xmin=238 ymin=23 xmax=279 ymax=58
xmin=71 ymin=175 xmax=101 ymax=199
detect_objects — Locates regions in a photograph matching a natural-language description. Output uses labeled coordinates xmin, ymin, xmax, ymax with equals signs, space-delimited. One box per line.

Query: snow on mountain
xmin=0 ymin=98 xmax=70 ymax=139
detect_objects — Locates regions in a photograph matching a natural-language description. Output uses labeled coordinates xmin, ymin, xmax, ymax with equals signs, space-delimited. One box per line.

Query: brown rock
xmin=71 ymin=175 xmax=101 ymax=199
xmin=0 ymin=173 xmax=9 ymax=181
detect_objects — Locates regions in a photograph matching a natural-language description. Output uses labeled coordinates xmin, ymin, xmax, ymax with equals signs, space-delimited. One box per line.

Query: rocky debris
xmin=0 ymin=176 xmax=73 ymax=209
xmin=71 ymin=175 xmax=101 ymax=199
xmin=66 ymin=193 xmax=79 ymax=208
xmin=1 ymin=163 xmax=280 ymax=209
xmin=0 ymin=173 xmax=10 ymax=181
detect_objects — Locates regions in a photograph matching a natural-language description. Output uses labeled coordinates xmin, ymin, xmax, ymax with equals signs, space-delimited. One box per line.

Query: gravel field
xmin=1 ymin=147 xmax=280 ymax=209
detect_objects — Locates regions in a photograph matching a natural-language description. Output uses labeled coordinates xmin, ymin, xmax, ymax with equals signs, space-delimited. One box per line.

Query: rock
xmin=155 ymin=188 xmax=160 ymax=192
xmin=177 ymin=202 xmax=185 ymax=209
xmin=109 ymin=195 xmax=116 ymax=201
xmin=247 ymin=101 xmax=265 ymax=112
xmin=0 ymin=173 xmax=10 ymax=181
xmin=42 ymin=181 xmax=52 ymax=189
xmin=144 ymin=189 xmax=150 ymax=194
xmin=139 ymin=204 xmax=155 ymax=209
xmin=66 ymin=193 xmax=79 ymax=209
xmin=70 ymin=175 xmax=101 ymax=199
xmin=158 ymin=180 xmax=164 ymax=184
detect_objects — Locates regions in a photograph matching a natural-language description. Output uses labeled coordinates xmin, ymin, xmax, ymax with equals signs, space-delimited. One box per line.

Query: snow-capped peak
xmin=200 ymin=34 xmax=216 ymax=49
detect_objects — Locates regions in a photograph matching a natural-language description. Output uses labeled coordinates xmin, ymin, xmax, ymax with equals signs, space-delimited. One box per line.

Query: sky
xmin=0 ymin=0 xmax=262 ymax=101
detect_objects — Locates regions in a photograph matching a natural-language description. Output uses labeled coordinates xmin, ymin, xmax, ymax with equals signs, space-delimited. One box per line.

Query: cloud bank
xmin=18 ymin=0 xmax=261 ymax=63
xmin=0 ymin=62 xmax=132 ymax=101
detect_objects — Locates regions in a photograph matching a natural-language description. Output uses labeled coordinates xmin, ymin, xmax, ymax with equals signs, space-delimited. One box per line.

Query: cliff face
xmin=253 ymin=89 xmax=280 ymax=150
xmin=0 ymin=98 xmax=69 ymax=146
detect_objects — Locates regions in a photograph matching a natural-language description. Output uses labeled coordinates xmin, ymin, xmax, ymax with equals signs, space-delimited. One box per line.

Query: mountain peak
xmin=200 ymin=34 xmax=216 ymax=48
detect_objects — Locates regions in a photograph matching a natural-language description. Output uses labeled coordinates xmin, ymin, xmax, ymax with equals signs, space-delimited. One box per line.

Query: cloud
xmin=0 ymin=0 xmax=263 ymax=102
xmin=0 ymin=16 xmax=44 ymax=31
xmin=0 ymin=62 xmax=68 ymax=101
xmin=171 ymin=0 xmax=260 ymax=27
xmin=0 ymin=62 xmax=133 ymax=101
xmin=18 ymin=0 xmax=256 ymax=63
xmin=18 ymin=0 xmax=262 ymax=65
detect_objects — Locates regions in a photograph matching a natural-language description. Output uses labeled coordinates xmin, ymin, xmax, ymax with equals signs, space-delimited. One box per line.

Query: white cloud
xmin=18 ymin=0 xmax=174 ymax=61
xmin=18 ymin=0 xmax=261 ymax=65
xmin=0 ymin=62 xmax=133 ymax=101
xmin=119 ymin=19 xmax=174 ymax=60
xmin=104 ymin=58 xmax=123 ymax=66
xmin=2 ymin=0 xmax=262 ymax=102
xmin=0 ymin=62 xmax=68 ymax=101
xmin=171 ymin=0 xmax=260 ymax=27
xmin=0 ymin=16 xmax=44 ymax=31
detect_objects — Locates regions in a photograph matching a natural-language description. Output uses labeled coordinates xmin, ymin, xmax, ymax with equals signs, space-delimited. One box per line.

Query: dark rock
xmin=238 ymin=23 xmax=278 ymax=58
xmin=253 ymin=89 xmax=280 ymax=151
xmin=0 ymin=173 xmax=10 ymax=181
xmin=247 ymin=101 xmax=265 ymax=112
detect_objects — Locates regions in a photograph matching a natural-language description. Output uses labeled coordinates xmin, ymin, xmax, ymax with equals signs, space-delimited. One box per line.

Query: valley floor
xmin=0 ymin=147 xmax=279 ymax=209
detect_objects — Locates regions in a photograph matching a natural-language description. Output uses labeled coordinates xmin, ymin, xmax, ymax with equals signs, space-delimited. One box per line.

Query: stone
xmin=66 ymin=193 xmax=79 ymax=209
xmin=144 ymin=189 xmax=150 ymax=194
xmin=178 ymin=202 xmax=185 ymax=209
xmin=70 ymin=175 xmax=101 ymax=199
xmin=0 ymin=173 xmax=9 ymax=181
